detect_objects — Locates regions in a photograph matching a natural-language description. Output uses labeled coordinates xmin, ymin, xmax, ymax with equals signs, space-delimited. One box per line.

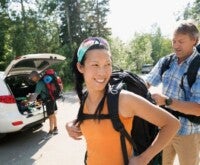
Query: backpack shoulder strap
xmin=160 ymin=54 xmax=174 ymax=76
xmin=107 ymin=85 xmax=137 ymax=165
xmin=81 ymin=113 xmax=110 ymax=120
xmin=187 ymin=54 xmax=200 ymax=88
xmin=196 ymin=44 xmax=200 ymax=53
xmin=39 ymin=79 xmax=51 ymax=100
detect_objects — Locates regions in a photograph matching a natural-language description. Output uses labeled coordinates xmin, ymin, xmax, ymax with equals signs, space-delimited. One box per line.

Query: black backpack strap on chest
xmin=107 ymin=85 xmax=137 ymax=165
xmin=196 ymin=44 xmax=200 ymax=53
xmin=81 ymin=113 xmax=110 ymax=120
xmin=186 ymin=54 xmax=200 ymax=88
xmin=160 ymin=54 xmax=174 ymax=76
xmin=179 ymin=54 xmax=200 ymax=98
xmin=161 ymin=53 xmax=200 ymax=89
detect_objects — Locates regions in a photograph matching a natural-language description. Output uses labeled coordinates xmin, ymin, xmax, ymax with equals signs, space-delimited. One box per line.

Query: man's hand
xmin=26 ymin=93 xmax=38 ymax=102
xmin=151 ymin=93 xmax=168 ymax=106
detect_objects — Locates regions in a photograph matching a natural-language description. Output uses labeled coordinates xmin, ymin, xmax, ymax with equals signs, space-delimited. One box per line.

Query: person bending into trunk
xmin=28 ymin=70 xmax=58 ymax=139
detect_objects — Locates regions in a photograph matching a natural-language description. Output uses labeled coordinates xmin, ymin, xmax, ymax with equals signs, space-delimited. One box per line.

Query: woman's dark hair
xmin=72 ymin=44 xmax=109 ymax=101
xmin=71 ymin=44 xmax=109 ymax=124
xmin=71 ymin=48 xmax=85 ymax=101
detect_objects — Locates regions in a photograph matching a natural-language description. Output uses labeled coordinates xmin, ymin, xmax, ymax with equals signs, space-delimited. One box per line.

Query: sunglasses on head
xmin=77 ymin=37 xmax=110 ymax=62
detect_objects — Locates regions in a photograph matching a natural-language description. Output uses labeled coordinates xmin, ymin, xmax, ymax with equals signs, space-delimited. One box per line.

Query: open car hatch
xmin=4 ymin=53 xmax=66 ymax=77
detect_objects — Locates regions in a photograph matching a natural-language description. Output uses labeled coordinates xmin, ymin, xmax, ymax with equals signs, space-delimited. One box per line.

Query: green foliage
xmin=0 ymin=0 xmax=112 ymax=88
xmin=59 ymin=0 xmax=111 ymax=45
xmin=180 ymin=0 xmax=200 ymax=23
xmin=110 ymin=37 xmax=128 ymax=70
xmin=2 ymin=0 xmax=199 ymax=89
xmin=109 ymin=26 xmax=172 ymax=73
xmin=58 ymin=0 xmax=112 ymax=87
xmin=0 ymin=2 xmax=13 ymax=70
xmin=128 ymin=33 xmax=153 ymax=72
xmin=149 ymin=25 xmax=172 ymax=63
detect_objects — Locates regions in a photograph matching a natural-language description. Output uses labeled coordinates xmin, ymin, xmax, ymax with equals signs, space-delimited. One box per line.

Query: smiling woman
xmin=66 ymin=36 xmax=180 ymax=165
xmin=107 ymin=0 xmax=195 ymax=41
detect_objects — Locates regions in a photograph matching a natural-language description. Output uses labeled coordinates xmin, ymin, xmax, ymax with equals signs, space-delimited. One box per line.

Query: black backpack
xmin=160 ymin=53 xmax=200 ymax=123
xmin=107 ymin=70 xmax=161 ymax=165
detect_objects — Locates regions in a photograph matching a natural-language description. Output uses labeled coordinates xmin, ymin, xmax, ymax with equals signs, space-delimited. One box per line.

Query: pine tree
xmin=59 ymin=0 xmax=111 ymax=47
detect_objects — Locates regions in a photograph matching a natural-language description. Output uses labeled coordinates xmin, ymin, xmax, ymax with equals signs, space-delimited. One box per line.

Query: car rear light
xmin=0 ymin=95 xmax=16 ymax=103
xmin=12 ymin=121 xmax=23 ymax=126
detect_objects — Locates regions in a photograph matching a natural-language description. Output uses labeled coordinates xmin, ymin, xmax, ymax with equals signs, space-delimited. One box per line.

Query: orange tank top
xmin=80 ymin=100 xmax=133 ymax=165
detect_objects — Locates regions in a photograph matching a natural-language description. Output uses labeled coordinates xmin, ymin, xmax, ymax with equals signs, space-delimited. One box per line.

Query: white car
xmin=0 ymin=53 xmax=66 ymax=139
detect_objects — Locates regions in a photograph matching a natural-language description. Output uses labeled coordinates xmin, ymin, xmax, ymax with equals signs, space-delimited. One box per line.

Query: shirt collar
xmin=174 ymin=47 xmax=199 ymax=65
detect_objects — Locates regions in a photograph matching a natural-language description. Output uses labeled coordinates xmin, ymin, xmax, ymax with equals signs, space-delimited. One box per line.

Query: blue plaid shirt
xmin=145 ymin=48 xmax=200 ymax=135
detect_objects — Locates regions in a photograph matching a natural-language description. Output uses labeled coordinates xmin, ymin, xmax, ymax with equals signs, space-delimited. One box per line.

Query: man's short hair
xmin=174 ymin=20 xmax=199 ymax=44
xmin=29 ymin=70 xmax=39 ymax=79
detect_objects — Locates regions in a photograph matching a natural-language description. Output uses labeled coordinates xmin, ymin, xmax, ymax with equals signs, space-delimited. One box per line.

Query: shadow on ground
xmin=0 ymin=125 xmax=48 ymax=165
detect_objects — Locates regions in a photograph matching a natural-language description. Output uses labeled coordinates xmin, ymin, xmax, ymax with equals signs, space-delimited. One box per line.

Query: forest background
xmin=0 ymin=0 xmax=200 ymax=89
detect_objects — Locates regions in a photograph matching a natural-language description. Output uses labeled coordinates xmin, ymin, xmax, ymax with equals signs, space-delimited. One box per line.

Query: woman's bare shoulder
xmin=118 ymin=90 xmax=140 ymax=117
xmin=119 ymin=89 xmax=142 ymax=103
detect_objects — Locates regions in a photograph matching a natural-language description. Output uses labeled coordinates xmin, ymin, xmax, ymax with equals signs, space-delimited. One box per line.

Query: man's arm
xmin=27 ymin=81 xmax=42 ymax=102
xmin=27 ymin=93 xmax=38 ymax=102
xmin=170 ymin=99 xmax=200 ymax=116
xmin=152 ymin=93 xmax=200 ymax=116
xmin=144 ymin=57 xmax=165 ymax=89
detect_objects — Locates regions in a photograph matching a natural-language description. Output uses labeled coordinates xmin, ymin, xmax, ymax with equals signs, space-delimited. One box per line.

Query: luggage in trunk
xmin=5 ymin=74 xmax=45 ymax=117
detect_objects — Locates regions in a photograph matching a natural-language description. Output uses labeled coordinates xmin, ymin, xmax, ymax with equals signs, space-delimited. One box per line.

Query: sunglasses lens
xmin=82 ymin=37 xmax=108 ymax=48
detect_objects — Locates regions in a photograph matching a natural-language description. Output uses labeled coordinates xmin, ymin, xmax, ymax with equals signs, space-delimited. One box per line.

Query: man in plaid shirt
xmin=145 ymin=21 xmax=200 ymax=165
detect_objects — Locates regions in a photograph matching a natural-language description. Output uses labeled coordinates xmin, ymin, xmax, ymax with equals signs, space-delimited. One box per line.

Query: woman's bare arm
xmin=119 ymin=90 xmax=180 ymax=165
